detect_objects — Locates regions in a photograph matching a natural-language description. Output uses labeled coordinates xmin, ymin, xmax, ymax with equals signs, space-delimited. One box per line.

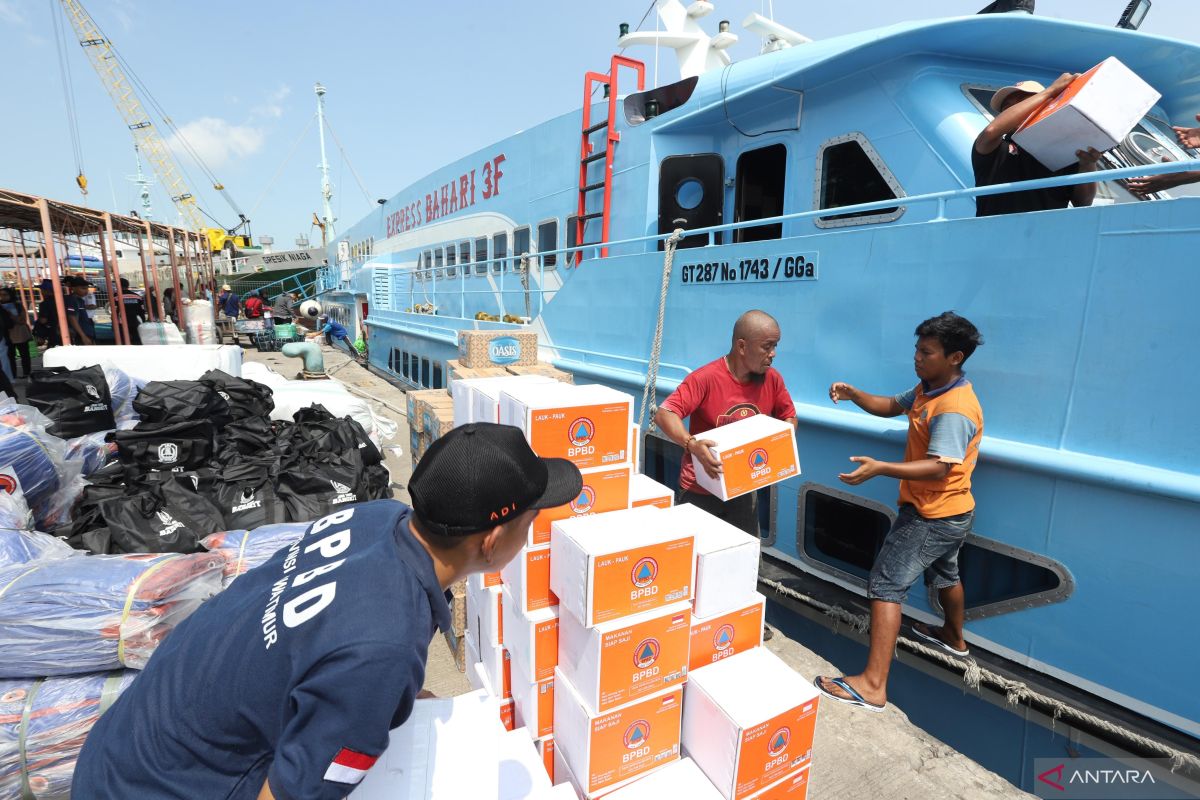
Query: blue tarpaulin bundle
xmin=0 ymin=552 xmax=224 ymax=677
xmin=0 ymin=531 xmax=74 ymax=567
xmin=200 ymin=522 xmax=309 ymax=587
xmin=0 ymin=670 xmax=137 ymax=799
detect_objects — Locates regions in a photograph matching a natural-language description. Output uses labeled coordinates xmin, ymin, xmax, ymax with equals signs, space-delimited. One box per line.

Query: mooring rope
xmin=637 ymin=228 xmax=685 ymax=441
xmin=758 ymin=574 xmax=1200 ymax=773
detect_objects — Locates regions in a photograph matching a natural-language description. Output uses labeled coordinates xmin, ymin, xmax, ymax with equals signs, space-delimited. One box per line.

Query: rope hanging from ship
xmin=638 ymin=227 xmax=685 ymax=438
xmin=758 ymin=574 xmax=1200 ymax=775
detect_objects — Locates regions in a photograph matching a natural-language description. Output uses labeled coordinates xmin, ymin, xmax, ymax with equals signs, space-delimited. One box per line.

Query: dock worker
xmin=74 ymin=423 xmax=583 ymax=800
xmin=309 ymin=313 xmax=361 ymax=358
xmin=816 ymin=311 xmax=984 ymax=713
xmin=218 ymin=283 xmax=240 ymax=319
xmin=119 ymin=277 xmax=146 ymax=345
xmin=973 ymin=73 xmax=1103 ymax=216
xmin=272 ymin=290 xmax=297 ymax=323
xmin=654 ymin=309 xmax=797 ymax=537
xmin=1126 ymin=113 xmax=1200 ymax=198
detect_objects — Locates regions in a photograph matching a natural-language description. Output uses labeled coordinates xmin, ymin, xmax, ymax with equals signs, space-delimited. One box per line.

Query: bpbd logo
xmin=633 ymin=638 xmax=660 ymax=669
xmin=568 ymin=417 xmax=595 ymax=448
xmin=749 ymin=448 xmax=769 ymax=469
xmin=714 ymin=623 xmax=736 ymax=651
xmin=767 ymin=727 xmax=790 ymax=758
xmin=488 ymin=336 xmax=522 ymax=365
xmin=631 ymin=557 xmax=658 ymax=588
xmin=623 ymin=720 xmax=651 ymax=749
xmin=570 ymin=485 xmax=596 ymax=514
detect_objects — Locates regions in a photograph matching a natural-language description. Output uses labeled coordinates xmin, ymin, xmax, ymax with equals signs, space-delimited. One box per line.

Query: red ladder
xmin=576 ymin=55 xmax=645 ymax=265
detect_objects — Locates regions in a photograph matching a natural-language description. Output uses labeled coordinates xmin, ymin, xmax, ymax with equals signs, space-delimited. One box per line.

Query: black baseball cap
xmin=409 ymin=422 xmax=583 ymax=537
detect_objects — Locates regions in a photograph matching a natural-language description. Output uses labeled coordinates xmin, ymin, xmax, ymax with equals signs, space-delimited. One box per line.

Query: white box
xmin=1013 ymin=57 xmax=1161 ymax=171
xmin=471 ymin=375 xmax=560 ymax=424
xmin=554 ymin=668 xmax=683 ymax=797
xmin=351 ymin=691 xmax=505 ymax=798
xmin=553 ymin=746 xmax=584 ymax=798
xmin=666 ymin=504 xmax=761 ymax=619
xmin=469 ymin=582 xmax=504 ymax=648
xmin=502 ymin=545 xmax=557 ymax=615
xmin=558 ymin=601 xmax=691 ymax=714
xmin=691 ymin=415 xmax=800 ymax=501
xmin=550 ymin=506 xmax=695 ymax=628
xmin=503 ymin=586 xmax=560 ymax=684
xmin=747 ymin=767 xmax=810 ymax=799
xmin=479 ymin=640 xmax=512 ymax=701
xmin=606 ymin=758 xmax=725 ymax=799
xmin=467 ymin=636 xmax=489 ymax=693
xmin=499 ymin=383 xmax=634 ymax=469
xmin=689 ymin=595 xmax=766 ymax=672
xmin=451 ymin=377 xmax=479 ymax=428
xmin=630 ymin=473 xmax=674 ymax=509
xmin=500 ymin=726 xmax=556 ymax=800
xmin=513 ymin=673 xmax=556 ymax=740
xmin=682 ymin=649 xmax=820 ymax=800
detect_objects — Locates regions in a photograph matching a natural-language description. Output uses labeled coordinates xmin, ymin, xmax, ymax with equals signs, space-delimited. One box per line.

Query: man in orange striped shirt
xmin=816 ymin=312 xmax=984 ymax=712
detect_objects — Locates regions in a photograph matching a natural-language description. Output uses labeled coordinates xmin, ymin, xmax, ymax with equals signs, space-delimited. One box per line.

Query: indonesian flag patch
xmin=324 ymin=747 xmax=379 ymax=784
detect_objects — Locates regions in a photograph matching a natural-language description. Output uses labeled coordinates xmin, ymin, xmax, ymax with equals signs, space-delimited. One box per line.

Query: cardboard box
xmin=500 ymin=383 xmax=634 ymax=470
xmin=479 ymin=640 xmax=513 ymax=701
xmin=667 ymin=504 xmax=761 ymax=619
xmin=1013 ymin=57 xmax=1161 ymax=171
xmin=550 ymin=507 xmax=694 ymax=627
xmin=507 ymin=362 xmax=574 ymax=383
xmin=448 ymin=358 xmax=511 ymax=383
xmin=473 ymin=375 xmax=560 ymax=424
xmin=689 ymin=596 xmax=766 ymax=672
xmin=459 ymin=329 xmax=539 ymax=369
xmin=406 ymin=388 xmax=449 ymax=430
xmin=630 ymin=473 xmax=674 ymax=510
xmin=555 ymin=669 xmax=683 ymax=796
xmin=502 ymin=545 xmax=558 ymax=614
xmin=748 ymin=767 xmax=810 ymax=800
xmin=423 ymin=401 xmax=454 ymax=439
xmin=499 ymin=727 xmax=556 ymax=798
xmin=500 ymin=698 xmax=515 ymax=731
xmin=502 ymin=587 xmax=559 ymax=683
xmin=682 ymin=648 xmax=819 ymax=800
xmin=536 ymin=735 xmax=556 ymax=783
xmin=692 ymin=415 xmax=799 ymax=501
xmin=450 ymin=579 xmax=468 ymax=638
xmin=606 ymin=757 xmax=725 ymax=799
xmin=468 ymin=570 xmax=502 ymax=593
xmin=531 ymin=464 xmax=632 ymax=546
xmin=513 ymin=674 xmax=556 ymax=739
xmin=558 ymin=601 xmax=691 ymax=714
xmin=469 ymin=582 xmax=504 ymax=647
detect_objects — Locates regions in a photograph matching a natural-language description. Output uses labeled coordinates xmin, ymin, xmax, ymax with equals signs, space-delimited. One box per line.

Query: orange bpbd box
xmin=559 ymin=601 xmax=691 ymax=714
xmin=555 ymin=669 xmax=682 ymax=796
xmin=530 ymin=464 xmax=632 ymax=546
xmin=501 ymin=587 xmax=559 ymax=683
xmin=500 ymin=383 xmax=634 ymax=470
xmin=749 ymin=767 xmax=810 ymax=800
xmin=467 ymin=570 xmax=502 ymax=593
xmin=550 ymin=507 xmax=695 ymax=628
xmin=693 ymin=415 xmax=800 ymax=501
xmin=499 ymin=698 xmax=515 ymax=732
xmin=502 ymin=545 xmax=558 ymax=614
xmin=682 ymin=649 xmax=819 ymax=800
xmin=513 ymin=675 xmax=556 ymax=739
xmin=689 ymin=595 xmax=765 ymax=672
xmin=535 ymin=736 xmax=555 ymax=782
xmin=630 ymin=473 xmax=674 ymax=509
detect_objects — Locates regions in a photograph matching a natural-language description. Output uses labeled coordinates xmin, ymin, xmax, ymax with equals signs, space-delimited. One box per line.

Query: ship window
xmin=538 ymin=220 xmax=558 ymax=270
xmin=388 ymin=349 xmax=395 ymax=371
xmin=961 ymin=84 xmax=1000 ymax=119
xmin=409 ymin=352 xmax=419 ymax=379
xmin=566 ymin=214 xmax=579 ymax=265
xmin=434 ymin=248 xmax=444 ymax=280
xmin=445 ymin=245 xmax=457 ymax=278
xmin=513 ymin=226 xmax=531 ymax=272
xmin=432 ymin=361 xmax=444 ymax=389
xmin=401 ymin=350 xmax=410 ymax=378
xmin=475 ymin=237 xmax=488 ymax=275
xmin=459 ymin=241 xmax=471 ymax=269
xmin=734 ymin=143 xmax=787 ymax=243
xmin=492 ymin=232 xmax=508 ymax=274
xmin=814 ymin=133 xmax=906 ymax=228
xmin=799 ymin=484 xmax=894 ymax=579
xmin=420 ymin=357 xmax=431 ymax=388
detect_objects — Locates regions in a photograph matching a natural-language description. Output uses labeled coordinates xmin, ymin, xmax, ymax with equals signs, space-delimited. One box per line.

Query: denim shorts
xmin=867 ymin=504 xmax=973 ymax=604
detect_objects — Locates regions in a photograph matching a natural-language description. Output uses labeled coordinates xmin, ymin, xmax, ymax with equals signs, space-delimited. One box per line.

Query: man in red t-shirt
xmin=654 ymin=310 xmax=797 ymax=536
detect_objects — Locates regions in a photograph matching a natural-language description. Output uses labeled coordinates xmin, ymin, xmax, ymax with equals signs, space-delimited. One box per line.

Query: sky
xmin=2 ymin=0 xmax=1197 ymax=249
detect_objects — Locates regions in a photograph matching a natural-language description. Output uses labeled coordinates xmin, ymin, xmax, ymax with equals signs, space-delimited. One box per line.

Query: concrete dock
xmin=247 ymin=344 xmax=1034 ymax=800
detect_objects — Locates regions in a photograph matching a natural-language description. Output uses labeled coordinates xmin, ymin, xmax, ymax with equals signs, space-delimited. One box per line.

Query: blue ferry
xmin=316 ymin=4 xmax=1200 ymax=783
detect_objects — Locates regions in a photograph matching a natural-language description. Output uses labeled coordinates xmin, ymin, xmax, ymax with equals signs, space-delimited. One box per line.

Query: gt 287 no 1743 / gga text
xmin=679 ymin=253 xmax=819 ymax=286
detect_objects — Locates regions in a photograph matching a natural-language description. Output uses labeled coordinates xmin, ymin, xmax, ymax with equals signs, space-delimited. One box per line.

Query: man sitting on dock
xmin=654 ymin=309 xmax=797 ymax=537
xmin=817 ymin=311 xmax=984 ymax=712
xmin=73 ymin=423 xmax=583 ymax=800
xmin=973 ymin=74 xmax=1103 ymax=216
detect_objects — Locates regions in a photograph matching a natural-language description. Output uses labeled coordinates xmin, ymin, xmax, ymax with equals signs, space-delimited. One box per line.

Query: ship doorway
xmin=658 ymin=154 xmax=724 ymax=249
xmin=734 ymin=143 xmax=787 ymax=242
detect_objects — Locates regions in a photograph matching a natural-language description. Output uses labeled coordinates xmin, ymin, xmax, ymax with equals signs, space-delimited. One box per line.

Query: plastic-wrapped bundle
xmin=0 ymin=491 xmax=33 ymax=534
xmin=0 ymin=531 xmax=75 ymax=567
xmin=64 ymin=431 xmax=117 ymax=477
xmin=0 ymin=552 xmax=224 ymax=677
xmin=0 ymin=425 xmax=71 ymax=510
xmin=0 ymin=670 xmax=137 ymax=799
xmin=102 ymin=364 xmax=144 ymax=425
xmin=201 ymin=522 xmax=309 ymax=587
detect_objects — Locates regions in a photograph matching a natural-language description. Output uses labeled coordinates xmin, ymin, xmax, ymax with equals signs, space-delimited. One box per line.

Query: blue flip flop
xmin=912 ymin=622 xmax=970 ymax=658
xmin=814 ymin=676 xmax=885 ymax=713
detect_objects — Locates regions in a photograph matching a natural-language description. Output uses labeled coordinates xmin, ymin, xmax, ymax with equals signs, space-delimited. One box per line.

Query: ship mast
xmin=315 ymin=82 xmax=336 ymax=243
xmin=129 ymin=144 xmax=154 ymax=220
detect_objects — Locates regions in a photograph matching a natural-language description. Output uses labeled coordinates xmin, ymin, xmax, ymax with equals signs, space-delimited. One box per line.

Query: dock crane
xmin=55 ymin=0 xmax=255 ymax=256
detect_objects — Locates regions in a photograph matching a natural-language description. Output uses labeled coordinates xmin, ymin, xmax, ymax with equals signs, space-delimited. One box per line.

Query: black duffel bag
xmin=98 ymin=476 xmax=225 ymax=554
xmin=200 ymin=369 xmax=275 ymax=420
xmin=276 ymin=450 xmax=365 ymax=523
xmin=26 ymin=366 xmax=116 ymax=438
xmin=110 ymin=420 xmax=215 ymax=471
xmin=211 ymin=458 xmax=286 ymax=529
xmin=216 ymin=416 xmax=281 ymax=462
xmin=133 ymin=380 xmax=231 ymax=426
xmin=290 ymin=405 xmax=383 ymax=466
